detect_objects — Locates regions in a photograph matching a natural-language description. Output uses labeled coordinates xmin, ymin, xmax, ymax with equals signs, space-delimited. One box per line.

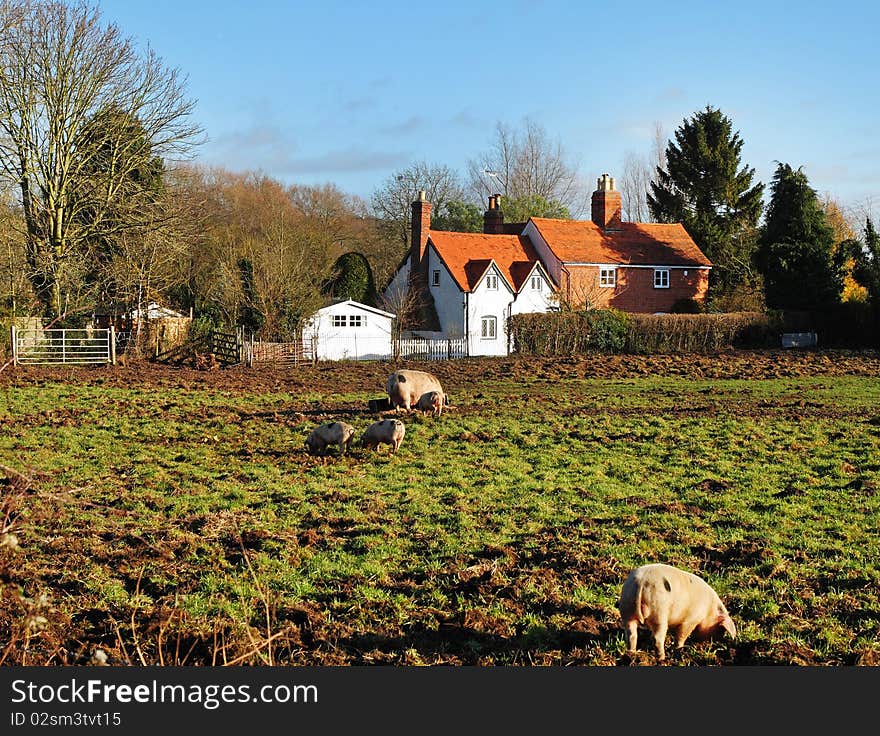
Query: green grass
xmin=0 ymin=365 xmax=878 ymax=666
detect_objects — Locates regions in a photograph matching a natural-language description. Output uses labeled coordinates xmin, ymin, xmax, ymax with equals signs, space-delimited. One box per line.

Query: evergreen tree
xmin=325 ymin=252 xmax=377 ymax=306
xmin=755 ymin=163 xmax=843 ymax=311
xmin=432 ymin=200 xmax=482 ymax=232
xmin=647 ymin=105 xmax=764 ymax=294
xmin=76 ymin=107 xmax=166 ymax=309
xmin=841 ymin=218 xmax=880 ymax=305
xmin=237 ymin=257 xmax=265 ymax=334
xmin=501 ymin=194 xmax=570 ymax=222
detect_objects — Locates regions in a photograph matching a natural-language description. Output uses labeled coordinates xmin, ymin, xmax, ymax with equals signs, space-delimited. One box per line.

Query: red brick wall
xmin=410 ymin=199 xmax=432 ymax=284
xmin=591 ymin=190 xmax=622 ymax=229
xmin=563 ymin=266 xmax=709 ymax=312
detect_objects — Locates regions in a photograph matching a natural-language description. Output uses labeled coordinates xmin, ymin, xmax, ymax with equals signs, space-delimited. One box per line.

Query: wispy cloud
xmin=379 ymin=115 xmax=429 ymax=136
xmin=204 ymin=124 xmax=409 ymax=177
xmin=343 ymin=96 xmax=376 ymax=113
xmin=449 ymin=109 xmax=482 ymax=129
xmin=286 ymin=146 xmax=411 ymax=174
xmin=653 ymin=87 xmax=686 ymax=104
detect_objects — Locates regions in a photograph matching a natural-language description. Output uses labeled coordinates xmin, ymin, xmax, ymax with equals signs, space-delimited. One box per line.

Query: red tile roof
xmin=427 ymin=230 xmax=547 ymax=292
xmin=530 ymin=218 xmax=712 ymax=267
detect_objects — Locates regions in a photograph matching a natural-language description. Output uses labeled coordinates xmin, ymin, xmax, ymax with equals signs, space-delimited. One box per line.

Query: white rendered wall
xmin=466 ymin=265 xmax=514 ymax=356
xmin=511 ymin=267 xmax=556 ymax=315
xmin=426 ymin=244 xmax=465 ymax=338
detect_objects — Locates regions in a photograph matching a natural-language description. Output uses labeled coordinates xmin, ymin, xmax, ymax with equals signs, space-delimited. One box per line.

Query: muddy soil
xmin=3 ymin=349 xmax=878 ymax=395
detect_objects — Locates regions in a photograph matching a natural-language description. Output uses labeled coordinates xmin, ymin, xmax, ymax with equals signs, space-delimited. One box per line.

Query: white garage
xmin=303 ymin=299 xmax=396 ymax=361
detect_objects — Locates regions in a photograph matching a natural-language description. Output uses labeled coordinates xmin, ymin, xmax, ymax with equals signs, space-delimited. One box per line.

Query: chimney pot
xmin=483 ymin=193 xmax=504 ymax=234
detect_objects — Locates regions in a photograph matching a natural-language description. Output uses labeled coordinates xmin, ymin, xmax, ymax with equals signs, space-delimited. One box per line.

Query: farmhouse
xmin=302 ymin=298 xmax=395 ymax=361
xmin=383 ymin=174 xmax=712 ymax=355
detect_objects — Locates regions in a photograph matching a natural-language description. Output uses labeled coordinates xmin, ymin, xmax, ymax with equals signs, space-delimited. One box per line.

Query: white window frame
xmin=349 ymin=314 xmax=364 ymax=328
xmin=599 ymin=267 xmax=616 ymax=288
xmin=480 ymin=315 xmax=497 ymax=340
xmin=485 ymin=273 xmax=498 ymax=290
xmin=531 ymin=275 xmax=542 ymax=290
xmin=431 ymin=270 xmax=440 ymax=287
xmin=654 ymin=269 xmax=670 ymax=289
xmin=332 ymin=315 xmax=346 ymax=327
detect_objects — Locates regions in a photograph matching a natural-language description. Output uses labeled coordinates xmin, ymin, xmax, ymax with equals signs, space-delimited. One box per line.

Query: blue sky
xmin=97 ymin=0 xmax=880 ymax=219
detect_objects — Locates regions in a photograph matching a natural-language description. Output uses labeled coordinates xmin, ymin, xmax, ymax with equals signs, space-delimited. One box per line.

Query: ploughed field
xmin=1 ymin=350 xmax=879 ymax=666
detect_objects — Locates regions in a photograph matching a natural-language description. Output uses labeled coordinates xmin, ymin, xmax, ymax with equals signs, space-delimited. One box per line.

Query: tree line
xmin=0 ymin=1 xmax=877 ymax=347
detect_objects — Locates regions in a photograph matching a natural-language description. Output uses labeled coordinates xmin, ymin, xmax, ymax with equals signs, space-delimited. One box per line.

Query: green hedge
xmin=509 ymin=310 xmax=778 ymax=355
xmin=623 ymin=312 xmax=778 ymax=353
xmin=509 ymin=310 xmax=630 ymax=355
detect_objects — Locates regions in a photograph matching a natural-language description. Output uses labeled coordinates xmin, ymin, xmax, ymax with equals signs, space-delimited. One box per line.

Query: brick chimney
xmin=411 ymin=189 xmax=432 ymax=283
xmin=483 ymin=194 xmax=504 ymax=234
xmin=591 ymin=173 xmax=622 ymax=229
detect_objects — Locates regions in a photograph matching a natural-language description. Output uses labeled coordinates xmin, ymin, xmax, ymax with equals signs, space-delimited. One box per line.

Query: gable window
xmin=432 ymin=270 xmax=440 ymax=287
xmin=485 ymin=274 xmax=498 ymax=290
xmin=654 ymin=269 xmax=670 ymax=288
xmin=481 ymin=316 xmax=497 ymax=340
xmin=349 ymin=315 xmax=364 ymax=327
xmin=530 ymin=275 xmax=542 ymax=290
xmin=599 ymin=267 xmax=616 ymax=288
xmin=332 ymin=315 xmax=346 ymax=327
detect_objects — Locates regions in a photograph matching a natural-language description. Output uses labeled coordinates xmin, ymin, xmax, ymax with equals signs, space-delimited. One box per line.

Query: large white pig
xmin=617 ymin=563 xmax=736 ymax=661
xmin=386 ymin=370 xmax=443 ymax=412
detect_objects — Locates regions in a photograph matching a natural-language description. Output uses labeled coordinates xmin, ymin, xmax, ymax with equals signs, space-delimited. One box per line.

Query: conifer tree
xmin=648 ymin=106 xmax=764 ymax=294
xmin=841 ymin=218 xmax=880 ymax=305
xmin=325 ymin=252 xmax=377 ymax=306
xmin=755 ymin=163 xmax=843 ymax=311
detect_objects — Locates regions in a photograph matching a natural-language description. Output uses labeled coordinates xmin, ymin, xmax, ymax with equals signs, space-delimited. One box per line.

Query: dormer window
xmin=485 ymin=274 xmax=498 ymax=290
xmin=531 ymin=275 xmax=542 ymax=290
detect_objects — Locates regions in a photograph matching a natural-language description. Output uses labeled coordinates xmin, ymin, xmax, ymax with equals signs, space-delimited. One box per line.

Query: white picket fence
xmin=285 ymin=335 xmax=468 ymax=362
xmin=11 ymin=326 xmax=115 ymax=365
xmin=396 ymin=338 xmax=467 ymax=361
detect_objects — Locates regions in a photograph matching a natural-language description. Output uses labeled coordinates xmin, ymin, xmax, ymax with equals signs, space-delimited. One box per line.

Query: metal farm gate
xmin=11 ymin=325 xmax=116 ymax=365
xmin=242 ymin=335 xmax=316 ymax=367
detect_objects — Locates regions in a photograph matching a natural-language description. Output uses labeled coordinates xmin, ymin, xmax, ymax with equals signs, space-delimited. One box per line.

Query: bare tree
xmin=0 ymin=0 xmax=202 ymax=318
xmin=377 ymin=275 xmax=426 ymax=343
xmin=370 ymin=161 xmax=466 ymax=249
xmin=0 ymin=185 xmax=30 ymax=317
xmin=620 ymin=121 xmax=667 ymax=223
xmin=170 ymin=166 xmax=336 ymax=340
xmin=467 ymin=118 xmax=584 ymax=216
xmin=620 ymin=151 xmax=651 ymax=223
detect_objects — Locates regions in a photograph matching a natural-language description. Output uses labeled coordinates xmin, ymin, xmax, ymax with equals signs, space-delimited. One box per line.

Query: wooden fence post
xmin=109 ymin=325 xmax=116 ymax=365
xmin=10 ymin=324 xmax=16 ymax=366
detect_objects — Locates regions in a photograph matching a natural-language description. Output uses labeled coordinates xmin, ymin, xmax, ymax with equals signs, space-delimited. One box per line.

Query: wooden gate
xmin=210 ymin=328 xmax=243 ymax=365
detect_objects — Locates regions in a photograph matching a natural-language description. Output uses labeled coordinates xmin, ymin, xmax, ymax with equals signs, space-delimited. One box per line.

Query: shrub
xmin=509 ymin=310 xmax=629 ymax=355
xmin=510 ymin=310 xmax=776 ymax=355
xmin=624 ymin=312 xmax=777 ymax=353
